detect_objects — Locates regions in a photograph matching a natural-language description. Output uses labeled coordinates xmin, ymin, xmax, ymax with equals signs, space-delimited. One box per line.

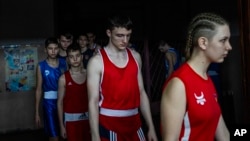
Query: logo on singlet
xmin=194 ymin=92 xmax=206 ymax=105
xmin=45 ymin=70 xmax=49 ymax=76
xmin=79 ymin=112 xmax=89 ymax=120
xmin=67 ymin=82 xmax=72 ymax=86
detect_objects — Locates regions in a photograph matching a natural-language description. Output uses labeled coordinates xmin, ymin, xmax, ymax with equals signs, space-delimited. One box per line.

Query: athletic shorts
xmin=64 ymin=112 xmax=91 ymax=141
xmin=66 ymin=120 xmax=91 ymax=141
xmin=99 ymin=113 xmax=146 ymax=141
xmin=43 ymin=99 xmax=59 ymax=137
xmin=99 ymin=124 xmax=145 ymax=141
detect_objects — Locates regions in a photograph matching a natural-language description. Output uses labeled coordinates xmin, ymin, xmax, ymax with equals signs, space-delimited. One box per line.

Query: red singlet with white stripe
xmin=98 ymin=48 xmax=143 ymax=140
xmin=162 ymin=63 xmax=221 ymax=141
xmin=99 ymin=48 xmax=140 ymax=109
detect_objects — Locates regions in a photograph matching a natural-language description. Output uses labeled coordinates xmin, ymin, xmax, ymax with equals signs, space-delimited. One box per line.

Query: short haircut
xmin=106 ymin=14 xmax=133 ymax=31
xmin=45 ymin=37 xmax=58 ymax=48
xmin=66 ymin=43 xmax=81 ymax=56
xmin=59 ymin=32 xmax=74 ymax=40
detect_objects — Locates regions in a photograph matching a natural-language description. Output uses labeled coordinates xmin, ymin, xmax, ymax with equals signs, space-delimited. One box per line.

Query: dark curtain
xmin=238 ymin=0 xmax=250 ymax=123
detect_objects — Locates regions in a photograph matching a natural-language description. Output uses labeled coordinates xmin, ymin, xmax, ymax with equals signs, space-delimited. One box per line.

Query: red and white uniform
xmin=98 ymin=48 xmax=145 ymax=141
xmin=63 ymin=71 xmax=90 ymax=141
xmin=163 ymin=63 xmax=221 ymax=141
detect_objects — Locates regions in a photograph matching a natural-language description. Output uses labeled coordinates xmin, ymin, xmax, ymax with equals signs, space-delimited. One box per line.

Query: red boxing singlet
xmin=163 ymin=63 xmax=221 ymax=141
xmin=63 ymin=71 xmax=90 ymax=141
xmin=64 ymin=70 xmax=88 ymax=113
xmin=98 ymin=48 xmax=143 ymax=140
xmin=99 ymin=48 xmax=140 ymax=110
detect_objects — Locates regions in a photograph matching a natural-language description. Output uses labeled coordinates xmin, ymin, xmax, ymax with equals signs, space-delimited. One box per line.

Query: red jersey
xmin=63 ymin=71 xmax=88 ymax=113
xmin=99 ymin=48 xmax=140 ymax=110
xmin=163 ymin=63 xmax=221 ymax=141
xmin=98 ymin=48 xmax=142 ymax=138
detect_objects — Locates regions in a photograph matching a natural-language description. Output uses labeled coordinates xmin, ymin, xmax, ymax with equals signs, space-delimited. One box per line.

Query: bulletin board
xmin=0 ymin=39 xmax=46 ymax=94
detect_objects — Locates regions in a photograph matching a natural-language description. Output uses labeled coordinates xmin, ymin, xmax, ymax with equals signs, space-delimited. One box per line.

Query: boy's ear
xmin=106 ymin=29 xmax=111 ymax=37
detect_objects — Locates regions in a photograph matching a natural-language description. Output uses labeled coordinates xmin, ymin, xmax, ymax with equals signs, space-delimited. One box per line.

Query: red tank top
xmin=163 ymin=63 xmax=221 ymax=141
xmin=99 ymin=48 xmax=140 ymax=109
xmin=63 ymin=71 xmax=88 ymax=113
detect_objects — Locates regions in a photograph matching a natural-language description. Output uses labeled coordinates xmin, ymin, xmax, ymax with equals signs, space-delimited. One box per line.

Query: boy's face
xmin=58 ymin=36 xmax=72 ymax=51
xmin=158 ymin=43 xmax=170 ymax=52
xmin=87 ymin=33 xmax=95 ymax=43
xmin=67 ymin=50 xmax=82 ymax=67
xmin=46 ymin=43 xmax=59 ymax=59
xmin=77 ymin=35 xmax=89 ymax=48
xmin=107 ymin=27 xmax=132 ymax=50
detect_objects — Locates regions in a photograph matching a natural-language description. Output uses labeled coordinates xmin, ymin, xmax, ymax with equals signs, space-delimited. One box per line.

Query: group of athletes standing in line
xmin=35 ymin=12 xmax=231 ymax=141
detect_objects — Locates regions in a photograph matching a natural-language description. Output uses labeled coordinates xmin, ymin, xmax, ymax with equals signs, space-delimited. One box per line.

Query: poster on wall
xmin=4 ymin=45 xmax=38 ymax=92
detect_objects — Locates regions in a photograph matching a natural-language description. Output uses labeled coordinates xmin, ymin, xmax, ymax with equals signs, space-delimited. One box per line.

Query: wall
xmin=0 ymin=0 xmax=55 ymax=39
xmin=0 ymin=0 xmax=54 ymax=133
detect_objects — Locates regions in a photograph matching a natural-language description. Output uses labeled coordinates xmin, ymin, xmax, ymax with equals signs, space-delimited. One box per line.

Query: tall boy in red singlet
xmin=57 ymin=44 xmax=91 ymax=141
xmin=87 ymin=14 xmax=158 ymax=141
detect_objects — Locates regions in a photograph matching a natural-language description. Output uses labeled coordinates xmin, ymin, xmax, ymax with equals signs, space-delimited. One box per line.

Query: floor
xmin=0 ymin=129 xmax=48 ymax=141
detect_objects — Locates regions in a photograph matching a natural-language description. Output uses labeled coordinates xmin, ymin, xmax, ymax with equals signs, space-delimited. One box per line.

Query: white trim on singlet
xmin=181 ymin=112 xmax=191 ymax=141
xmin=127 ymin=47 xmax=140 ymax=71
xmin=103 ymin=47 xmax=129 ymax=68
xmin=44 ymin=91 xmax=57 ymax=99
xmin=100 ymin=107 xmax=138 ymax=117
xmin=99 ymin=49 xmax=104 ymax=106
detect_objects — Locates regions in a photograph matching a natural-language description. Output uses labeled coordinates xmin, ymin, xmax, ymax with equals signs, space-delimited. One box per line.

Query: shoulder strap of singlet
xmin=64 ymin=70 xmax=71 ymax=84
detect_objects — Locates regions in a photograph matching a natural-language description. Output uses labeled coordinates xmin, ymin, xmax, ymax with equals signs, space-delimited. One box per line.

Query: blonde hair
xmin=185 ymin=12 xmax=229 ymax=60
